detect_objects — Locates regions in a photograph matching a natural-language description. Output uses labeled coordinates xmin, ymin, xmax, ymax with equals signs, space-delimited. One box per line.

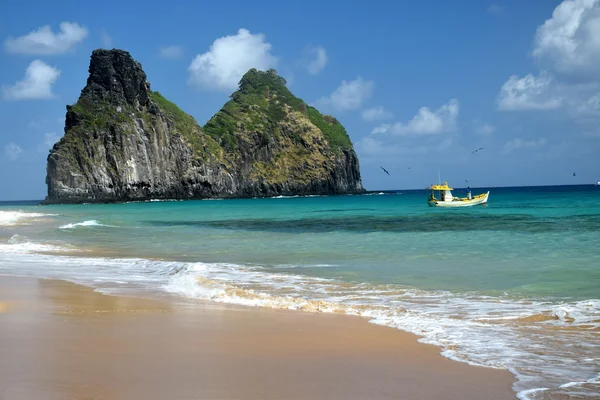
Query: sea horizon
xmin=2 ymin=182 xmax=598 ymax=204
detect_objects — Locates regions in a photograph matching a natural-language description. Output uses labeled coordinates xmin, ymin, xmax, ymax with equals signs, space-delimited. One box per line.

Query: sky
xmin=0 ymin=0 xmax=599 ymax=200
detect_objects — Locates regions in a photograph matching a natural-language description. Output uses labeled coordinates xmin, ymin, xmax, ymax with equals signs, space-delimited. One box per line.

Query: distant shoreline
xmin=1 ymin=183 xmax=598 ymax=204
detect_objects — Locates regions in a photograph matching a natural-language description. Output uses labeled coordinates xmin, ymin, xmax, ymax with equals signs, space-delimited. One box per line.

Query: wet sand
xmin=0 ymin=276 xmax=516 ymax=400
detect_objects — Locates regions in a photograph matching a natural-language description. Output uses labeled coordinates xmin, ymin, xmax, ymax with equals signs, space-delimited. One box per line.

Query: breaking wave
xmin=59 ymin=220 xmax=116 ymax=229
xmin=0 ymin=241 xmax=596 ymax=399
xmin=0 ymin=210 xmax=56 ymax=226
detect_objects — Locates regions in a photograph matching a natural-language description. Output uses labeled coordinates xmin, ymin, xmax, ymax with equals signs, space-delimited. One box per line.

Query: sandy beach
xmin=0 ymin=276 xmax=515 ymax=400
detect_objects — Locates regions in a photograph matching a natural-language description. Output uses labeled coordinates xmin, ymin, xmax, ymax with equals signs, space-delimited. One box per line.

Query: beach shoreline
xmin=0 ymin=275 xmax=516 ymax=400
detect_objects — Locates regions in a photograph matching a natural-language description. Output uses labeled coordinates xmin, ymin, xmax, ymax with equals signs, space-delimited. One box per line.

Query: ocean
xmin=1 ymin=185 xmax=599 ymax=399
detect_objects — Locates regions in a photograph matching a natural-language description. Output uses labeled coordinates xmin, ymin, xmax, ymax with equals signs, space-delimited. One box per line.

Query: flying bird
xmin=471 ymin=147 xmax=484 ymax=155
xmin=465 ymin=179 xmax=468 ymax=183
xmin=380 ymin=166 xmax=390 ymax=176
xmin=573 ymin=172 xmax=576 ymax=176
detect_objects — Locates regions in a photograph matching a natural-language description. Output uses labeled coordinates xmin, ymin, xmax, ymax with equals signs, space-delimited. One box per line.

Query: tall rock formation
xmin=43 ymin=49 xmax=364 ymax=204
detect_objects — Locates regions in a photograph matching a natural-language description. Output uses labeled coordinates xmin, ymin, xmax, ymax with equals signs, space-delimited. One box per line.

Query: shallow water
xmin=1 ymin=185 xmax=599 ymax=399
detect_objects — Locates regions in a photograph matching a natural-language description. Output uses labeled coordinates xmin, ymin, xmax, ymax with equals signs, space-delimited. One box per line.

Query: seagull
xmin=465 ymin=179 xmax=468 ymax=183
xmin=380 ymin=166 xmax=390 ymax=176
xmin=471 ymin=147 xmax=484 ymax=155
xmin=573 ymin=172 xmax=576 ymax=176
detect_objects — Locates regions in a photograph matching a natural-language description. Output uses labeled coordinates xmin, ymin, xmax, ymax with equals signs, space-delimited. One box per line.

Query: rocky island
xmin=43 ymin=49 xmax=364 ymax=204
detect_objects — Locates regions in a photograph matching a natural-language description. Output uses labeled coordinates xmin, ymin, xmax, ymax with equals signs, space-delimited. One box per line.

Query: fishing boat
xmin=427 ymin=182 xmax=489 ymax=207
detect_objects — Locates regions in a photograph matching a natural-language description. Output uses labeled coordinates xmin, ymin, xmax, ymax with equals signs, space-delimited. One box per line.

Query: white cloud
xmin=371 ymin=99 xmax=459 ymax=136
xmin=159 ymin=45 xmax=184 ymax=59
xmin=304 ymin=45 xmax=328 ymax=75
xmin=2 ymin=60 xmax=60 ymax=101
xmin=532 ymin=0 xmax=600 ymax=79
xmin=497 ymin=1 xmax=600 ymax=115
xmin=4 ymin=143 xmax=22 ymax=161
xmin=4 ymin=22 xmax=88 ymax=55
xmin=504 ymin=138 xmax=548 ymax=153
xmin=188 ymin=28 xmax=278 ymax=92
xmin=362 ymin=106 xmax=393 ymax=121
xmin=497 ymin=72 xmax=562 ymax=111
xmin=100 ymin=29 xmax=112 ymax=48
xmin=316 ymin=77 xmax=374 ymax=110
xmin=474 ymin=121 xmax=496 ymax=136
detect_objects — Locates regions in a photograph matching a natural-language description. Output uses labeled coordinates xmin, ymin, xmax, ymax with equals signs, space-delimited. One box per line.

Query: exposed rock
xmin=43 ymin=49 xmax=365 ymax=204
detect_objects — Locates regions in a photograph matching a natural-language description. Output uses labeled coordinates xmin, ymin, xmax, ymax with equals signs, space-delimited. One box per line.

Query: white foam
xmin=268 ymin=195 xmax=323 ymax=199
xmin=148 ymin=199 xmax=183 ymax=202
xmin=559 ymin=374 xmax=600 ymax=389
xmin=0 ymin=248 xmax=597 ymax=398
xmin=59 ymin=220 xmax=116 ymax=229
xmin=160 ymin=264 xmax=600 ymax=398
xmin=516 ymin=388 xmax=549 ymax=400
xmin=0 ymin=210 xmax=56 ymax=226
xmin=0 ymin=235 xmax=74 ymax=254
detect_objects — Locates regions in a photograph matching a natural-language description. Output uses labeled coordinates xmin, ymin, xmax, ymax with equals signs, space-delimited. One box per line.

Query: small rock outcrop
xmin=43 ymin=49 xmax=365 ymax=204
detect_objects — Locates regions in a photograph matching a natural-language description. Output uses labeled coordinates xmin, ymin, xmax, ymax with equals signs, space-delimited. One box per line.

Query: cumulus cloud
xmin=2 ymin=60 xmax=60 ymax=101
xmin=498 ymin=1 xmax=600 ymax=115
xmin=532 ymin=0 xmax=600 ymax=80
xmin=371 ymin=99 xmax=459 ymax=136
xmin=4 ymin=143 xmax=22 ymax=161
xmin=303 ymin=45 xmax=328 ymax=75
xmin=4 ymin=22 xmax=88 ymax=55
xmin=188 ymin=28 xmax=278 ymax=92
xmin=159 ymin=45 xmax=184 ymax=59
xmin=316 ymin=77 xmax=374 ymax=110
xmin=504 ymin=138 xmax=548 ymax=153
xmin=361 ymin=106 xmax=393 ymax=121
xmin=497 ymin=72 xmax=562 ymax=111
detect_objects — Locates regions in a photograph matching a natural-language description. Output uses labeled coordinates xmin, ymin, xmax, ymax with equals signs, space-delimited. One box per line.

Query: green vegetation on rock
xmin=70 ymin=97 xmax=129 ymax=129
xmin=305 ymin=107 xmax=352 ymax=153
xmin=203 ymin=68 xmax=352 ymax=154
xmin=148 ymin=91 xmax=223 ymax=162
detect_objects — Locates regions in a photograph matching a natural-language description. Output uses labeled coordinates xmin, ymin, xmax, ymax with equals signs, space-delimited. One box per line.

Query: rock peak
xmin=238 ymin=68 xmax=287 ymax=94
xmin=80 ymin=48 xmax=150 ymax=109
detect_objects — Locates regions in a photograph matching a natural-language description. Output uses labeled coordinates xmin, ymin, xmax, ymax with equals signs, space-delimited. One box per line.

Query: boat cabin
xmin=428 ymin=182 xmax=454 ymax=202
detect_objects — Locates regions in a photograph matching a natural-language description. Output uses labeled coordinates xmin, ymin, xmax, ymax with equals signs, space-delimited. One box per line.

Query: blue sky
xmin=1 ymin=0 xmax=598 ymax=200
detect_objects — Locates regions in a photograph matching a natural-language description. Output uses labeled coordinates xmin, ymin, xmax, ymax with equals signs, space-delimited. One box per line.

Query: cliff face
xmin=44 ymin=49 xmax=364 ymax=204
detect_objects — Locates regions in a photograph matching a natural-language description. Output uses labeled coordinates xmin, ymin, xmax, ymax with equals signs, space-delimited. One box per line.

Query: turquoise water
xmin=1 ymin=185 xmax=599 ymax=399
